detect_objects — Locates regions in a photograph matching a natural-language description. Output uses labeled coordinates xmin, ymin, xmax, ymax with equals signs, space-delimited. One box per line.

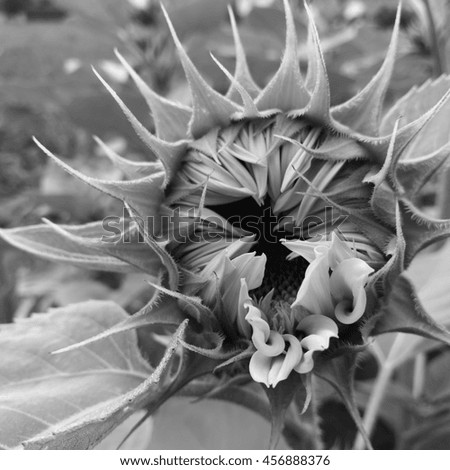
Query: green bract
xmin=1 ymin=0 xmax=450 ymax=450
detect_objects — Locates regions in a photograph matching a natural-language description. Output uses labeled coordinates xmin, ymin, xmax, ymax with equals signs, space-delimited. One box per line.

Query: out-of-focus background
xmin=0 ymin=0 xmax=448 ymax=449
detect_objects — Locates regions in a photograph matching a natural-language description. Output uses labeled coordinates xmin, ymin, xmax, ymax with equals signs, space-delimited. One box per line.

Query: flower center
xmin=214 ymin=197 xmax=309 ymax=303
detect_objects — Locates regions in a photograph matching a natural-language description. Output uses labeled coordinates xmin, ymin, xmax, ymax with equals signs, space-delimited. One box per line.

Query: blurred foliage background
xmin=0 ymin=0 xmax=449 ymax=449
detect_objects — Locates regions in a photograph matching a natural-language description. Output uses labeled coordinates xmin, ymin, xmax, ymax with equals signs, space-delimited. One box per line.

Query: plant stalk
xmin=353 ymin=364 xmax=393 ymax=449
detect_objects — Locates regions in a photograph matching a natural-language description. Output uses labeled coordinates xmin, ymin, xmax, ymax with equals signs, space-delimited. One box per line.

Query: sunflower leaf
xmin=0 ymin=301 xmax=155 ymax=449
xmin=372 ymin=274 xmax=450 ymax=345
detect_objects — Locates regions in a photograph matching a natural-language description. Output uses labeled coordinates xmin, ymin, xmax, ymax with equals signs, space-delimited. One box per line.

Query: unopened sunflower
xmin=1 ymin=0 xmax=450 ymax=450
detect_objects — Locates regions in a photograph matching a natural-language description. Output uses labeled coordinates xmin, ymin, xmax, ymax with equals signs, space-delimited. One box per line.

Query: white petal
xmin=292 ymin=249 xmax=334 ymax=315
xmin=276 ymin=334 xmax=303 ymax=382
xmin=282 ymin=238 xmax=326 ymax=263
xmin=301 ymin=333 xmax=327 ymax=351
xmin=294 ymin=350 xmax=315 ymax=374
xmin=330 ymin=258 xmax=374 ymax=324
xmin=258 ymin=330 xmax=286 ymax=357
xmin=237 ymin=279 xmax=253 ymax=337
xmin=251 ymin=335 xmax=303 ymax=388
xmin=297 ymin=314 xmax=339 ymax=346
xmin=328 ymin=232 xmax=355 ymax=269
xmin=246 ymin=309 xmax=285 ymax=357
xmin=249 ymin=351 xmax=272 ymax=387
xmin=220 ymin=253 xmax=266 ymax=322
xmin=267 ymin=356 xmax=285 ymax=387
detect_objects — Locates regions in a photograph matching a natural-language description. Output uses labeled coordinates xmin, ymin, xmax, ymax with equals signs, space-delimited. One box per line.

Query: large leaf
xmin=148 ymin=397 xmax=287 ymax=450
xmin=407 ymin=242 xmax=450 ymax=328
xmin=0 ymin=301 xmax=152 ymax=449
xmin=372 ymin=275 xmax=450 ymax=345
xmin=94 ymin=411 xmax=153 ymax=450
xmin=380 ymin=76 xmax=450 ymax=158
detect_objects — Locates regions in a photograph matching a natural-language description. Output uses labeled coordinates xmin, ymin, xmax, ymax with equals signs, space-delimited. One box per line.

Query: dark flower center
xmin=214 ymin=197 xmax=309 ymax=303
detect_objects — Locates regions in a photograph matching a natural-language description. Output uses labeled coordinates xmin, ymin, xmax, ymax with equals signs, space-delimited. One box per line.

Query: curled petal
xmin=301 ymin=333 xmax=329 ymax=351
xmin=279 ymin=334 xmax=304 ymax=377
xmin=295 ymin=332 xmax=334 ymax=374
xmin=297 ymin=314 xmax=339 ymax=348
xmin=249 ymin=335 xmax=303 ymax=388
xmin=246 ymin=309 xmax=285 ymax=357
xmin=257 ymin=330 xmax=285 ymax=357
xmin=292 ymin=249 xmax=334 ymax=315
xmin=330 ymin=258 xmax=374 ymax=324
xmin=246 ymin=306 xmax=270 ymax=341
xmin=294 ymin=350 xmax=315 ymax=374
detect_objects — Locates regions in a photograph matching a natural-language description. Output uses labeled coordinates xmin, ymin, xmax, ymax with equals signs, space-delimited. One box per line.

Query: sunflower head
xmin=2 ymin=0 xmax=450 ymax=449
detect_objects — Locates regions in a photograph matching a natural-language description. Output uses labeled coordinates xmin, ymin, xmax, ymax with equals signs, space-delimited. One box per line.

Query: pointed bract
xmin=227 ymin=6 xmax=260 ymax=100
xmin=332 ymin=3 xmax=401 ymax=136
xmin=399 ymin=199 xmax=450 ymax=266
xmin=53 ymin=297 xmax=186 ymax=355
xmin=210 ymin=53 xmax=261 ymax=119
xmin=94 ymin=136 xmax=164 ymax=179
xmin=0 ymin=222 xmax=133 ymax=273
xmin=293 ymin=0 xmax=330 ymax=122
xmin=93 ymin=68 xmax=187 ymax=183
xmin=161 ymin=4 xmax=241 ymax=138
xmin=256 ymin=0 xmax=309 ymax=112
xmin=363 ymin=88 xmax=450 ymax=163
xmin=114 ymin=50 xmax=192 ymax=142
xmin=41 ymin=218 xmax=164 ymax=276
xmin=381 ymin=75 xmax=450 ymax=157
xmin=34 ymin=138 xmax=165 ymax=224
xmin=395 ymin=143 xmax=450 ymax=199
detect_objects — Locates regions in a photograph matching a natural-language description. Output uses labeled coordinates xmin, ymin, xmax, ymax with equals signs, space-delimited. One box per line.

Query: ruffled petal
xmin=246 ymin=308 xmax=285 ymax=357
xmin=249 ymin=335 xmax=303 ymax=388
